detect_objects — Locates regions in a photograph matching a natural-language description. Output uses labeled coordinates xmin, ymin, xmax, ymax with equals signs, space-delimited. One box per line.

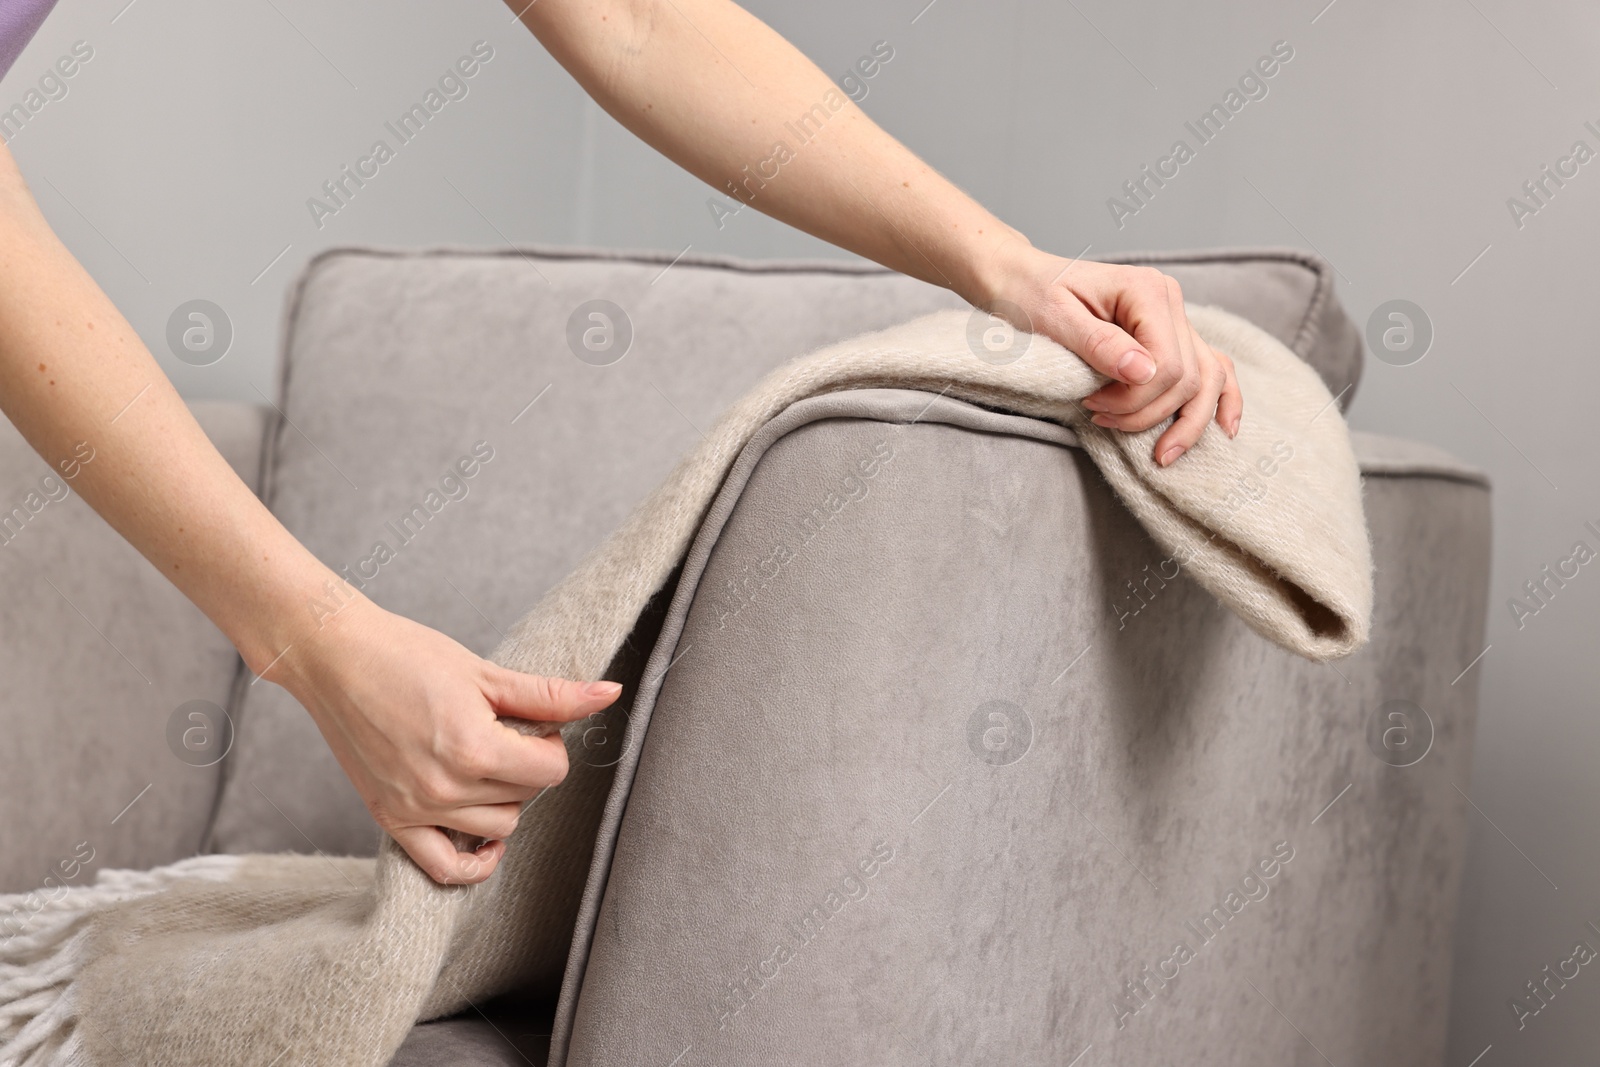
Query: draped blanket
xmin=0 ymin=305 xmax=1372 ymax=1066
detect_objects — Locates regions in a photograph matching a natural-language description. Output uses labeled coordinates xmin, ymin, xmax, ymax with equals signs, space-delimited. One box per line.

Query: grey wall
xmin=7 ymin=0 xmax=1598 ymax=1060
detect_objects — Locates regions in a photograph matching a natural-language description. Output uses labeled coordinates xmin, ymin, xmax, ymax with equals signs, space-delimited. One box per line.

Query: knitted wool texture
xmin=0 ymin=305 xmax=1372 ymax=1066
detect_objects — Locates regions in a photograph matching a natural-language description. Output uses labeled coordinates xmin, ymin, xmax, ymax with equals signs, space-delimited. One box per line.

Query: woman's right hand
xmin=970 ymin=243 xmax=1243 ymax=467
xmin=269 ymin=596 xmax=621 ymax=885
xmin=1 ymin=141 xmax=618 ymax=887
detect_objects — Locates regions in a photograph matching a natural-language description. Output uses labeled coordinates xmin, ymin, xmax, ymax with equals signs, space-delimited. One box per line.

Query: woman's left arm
xmin=509 ymin=0 xmax=1241 ymax=464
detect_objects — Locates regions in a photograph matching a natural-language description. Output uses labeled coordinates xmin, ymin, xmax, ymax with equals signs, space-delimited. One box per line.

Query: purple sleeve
xmin=0 ymin=0 xmax=61 ymax=83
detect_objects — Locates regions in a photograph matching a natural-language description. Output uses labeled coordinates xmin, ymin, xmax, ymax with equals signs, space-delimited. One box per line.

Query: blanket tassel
xmin=0 ymin=856 xmax=242 ymax=1067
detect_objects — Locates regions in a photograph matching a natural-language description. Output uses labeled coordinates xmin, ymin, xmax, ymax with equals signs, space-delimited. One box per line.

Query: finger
xmin=437 ymin=801 xmax=524 ymax=842
xmin=1079 ymin=273 xmax=1189 ymax=412
xmin=463 ymin=726 xmax=572 ymax=792
xmin=391 ymin=825 xmax=504 ymax=885
xmin=487 ymin=668 xmax=621 ymax=724
xmin=424 ymin=774 xmax=539 ymax=809
xmin=1045 ymin=297 xmax=1159 ymax=388
xmin=1117 ymin=270 xmax=1189 ymax=395
xmin=1154 ymin=348 xmax=1228 ymax=465
xmin=1088 ymin=370 xmax=1193 ymax=433
xmin=1211 ymin=343 xmax=1243 ymax=438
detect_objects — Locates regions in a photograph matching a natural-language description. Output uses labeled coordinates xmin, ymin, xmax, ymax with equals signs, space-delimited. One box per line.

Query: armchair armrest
xmin=551 ymin=389 xmax=1490 ymax=1067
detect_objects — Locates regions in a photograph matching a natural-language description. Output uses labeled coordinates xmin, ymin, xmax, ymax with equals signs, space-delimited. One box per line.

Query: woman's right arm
xmin=0 ymin=143 xmax=613 ymax=882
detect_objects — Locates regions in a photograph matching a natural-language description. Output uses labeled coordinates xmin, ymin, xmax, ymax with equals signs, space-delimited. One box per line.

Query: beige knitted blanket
xmin=0 ymin=304 xmax=1371 ymax=1066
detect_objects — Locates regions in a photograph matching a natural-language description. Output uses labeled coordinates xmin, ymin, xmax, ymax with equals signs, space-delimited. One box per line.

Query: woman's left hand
xmin=973 ymin=241 xmax=1244 ymax=467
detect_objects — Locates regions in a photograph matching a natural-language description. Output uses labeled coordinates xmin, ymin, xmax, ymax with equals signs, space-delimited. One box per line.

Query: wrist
xmin=956 ymin=225 xmax=1037 ymax=311
xmin=227 ymin=552 xmax=372 ymax=682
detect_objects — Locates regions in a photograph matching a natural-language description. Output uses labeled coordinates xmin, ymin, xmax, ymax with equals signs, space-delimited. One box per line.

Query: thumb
xmin=486 ymin=667 xmax=621 ymax=724
xmin=1044 ymin=300 xmax=1159 ymax=387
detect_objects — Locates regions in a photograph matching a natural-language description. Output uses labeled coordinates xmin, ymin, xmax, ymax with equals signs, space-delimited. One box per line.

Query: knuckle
xmin=417 ymin=773 xmax=458 ymax=808
xmin=542 ymin=673 xmax=569 ymax=702
xmin=368 ymin=801 xmax=399 ymax=832
xmin=529 ymin=673 xmax=566 ymax=710
xmin=1120 ymin=407 xmax=1160 ymax=432
xmin=433 ymin=728 xmax=469 ymax=766
xmin=524 ymin=675 xmax=576 ymax=716
xmin=453 ymin=745 xmax=494 ymax=780
xmin=1082 ymin=321 xmax=1124 ymax=363
xmin=546 ymin=751 xmax=571 ymax=787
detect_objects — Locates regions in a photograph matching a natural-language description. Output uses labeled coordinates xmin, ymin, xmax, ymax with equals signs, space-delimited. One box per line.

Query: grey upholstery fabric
xmin=0 ymin=401 xmax=266 ymax=892
xmin=387 ymin=993 xmax=552 ymax=1067
xmin=551 ymin=389 xmax=1490 ymax=1067
xmin=208 ymin=244 xmax=1365 ymax=858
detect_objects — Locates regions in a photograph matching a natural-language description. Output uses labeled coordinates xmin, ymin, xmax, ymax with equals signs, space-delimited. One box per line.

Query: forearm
xmin=0 ymin=148 xmax=347 ymax=676
xmin=512 ymin=0 xmax=1025 ymax=307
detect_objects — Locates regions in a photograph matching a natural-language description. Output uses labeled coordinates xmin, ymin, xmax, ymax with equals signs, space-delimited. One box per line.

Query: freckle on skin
xmin=37 ymin=363 xmax=45 ymax=371
xmin=86 ymin=322 xmax=94 ymax=330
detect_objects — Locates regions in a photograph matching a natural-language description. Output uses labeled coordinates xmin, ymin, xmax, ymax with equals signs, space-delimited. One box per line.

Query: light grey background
xmin=5 ymin=0 xmax=1596 ymax=1061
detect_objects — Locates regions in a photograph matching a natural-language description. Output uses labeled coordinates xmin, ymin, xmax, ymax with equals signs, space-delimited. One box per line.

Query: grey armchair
xmin=0 ymin=245 xmax=1490 ymax=1066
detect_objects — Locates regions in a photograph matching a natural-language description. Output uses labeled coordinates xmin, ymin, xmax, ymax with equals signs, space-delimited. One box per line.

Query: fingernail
xmin=1159 ymin=445 xmax=1185 ymax=466
xmin=1080 ymin=397 xmax=1104 ymax=411
xmin=584 ymin=681 xmax=621 ymax=698
xmin=1117 ymin=350 xmax=1156 ymax=385
xmin=1091 ymin=414 xmax=1117 ymax=429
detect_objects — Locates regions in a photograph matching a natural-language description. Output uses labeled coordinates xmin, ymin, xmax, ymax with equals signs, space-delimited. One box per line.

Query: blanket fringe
xmin=0 ymin=856 xmax=242 ymax=1067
